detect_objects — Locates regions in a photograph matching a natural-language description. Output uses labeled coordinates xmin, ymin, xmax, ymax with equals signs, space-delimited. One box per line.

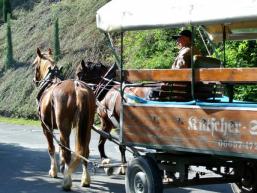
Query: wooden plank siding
xmin=122 ymin=68 xmax=257 ymax=83
xmin=123 ymin=104 xmax=257 ymax=159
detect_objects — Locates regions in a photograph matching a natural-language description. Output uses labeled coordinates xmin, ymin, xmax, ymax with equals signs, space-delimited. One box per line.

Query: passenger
xmin=150 ymin=30 xmax=201 ymax=100
xmin=171 ymin=30 xmax=201 ymax=69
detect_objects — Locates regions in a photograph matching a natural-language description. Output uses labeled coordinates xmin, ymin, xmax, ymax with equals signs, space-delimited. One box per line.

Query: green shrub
xmin=214 ymin=40 xmax=257 ymax=101
xmin=123 ymin=29 xmax=178 ymax=69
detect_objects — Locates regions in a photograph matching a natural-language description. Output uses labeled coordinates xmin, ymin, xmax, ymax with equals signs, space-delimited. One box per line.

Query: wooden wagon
xmin=96 ymin=0 xmax=257 ymax=192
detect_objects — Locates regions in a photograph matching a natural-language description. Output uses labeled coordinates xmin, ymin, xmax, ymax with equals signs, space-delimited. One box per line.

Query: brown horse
xmin=33 ymin=48 xmax=96 ymax=190
xmin=76 ymin=60 xmax=152 ymax=169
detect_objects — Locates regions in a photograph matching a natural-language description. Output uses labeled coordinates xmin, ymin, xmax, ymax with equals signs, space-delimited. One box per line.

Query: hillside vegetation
xmin=0 ymin=0 xmax=110 ymax=119
xmin=0 ymin=0 xmax=257 ymax=119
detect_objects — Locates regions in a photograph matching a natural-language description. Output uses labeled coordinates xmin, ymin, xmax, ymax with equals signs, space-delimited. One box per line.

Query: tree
xmin=4 ymin=13 xmax=13 ymax=70
xmin=214 ymin=40 xmax=257 ymax=101
xmin=124 ymin=29 xmax=178 ymax=69
xmin=0 ymin=0 xmax=3 ymax=21
xmin=3 ymin=0 xmax=11 ymax=23
xmin=53 ymin=17 xmax=61 ymax=62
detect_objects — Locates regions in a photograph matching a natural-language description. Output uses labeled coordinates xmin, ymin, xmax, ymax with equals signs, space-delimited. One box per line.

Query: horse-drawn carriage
xmin=94 ymin=0 xmax=257 ymax=192
xmin=32 ymin=0 xmax=257 ymax=192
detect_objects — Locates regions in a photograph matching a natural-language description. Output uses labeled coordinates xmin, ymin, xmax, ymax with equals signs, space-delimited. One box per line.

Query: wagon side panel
xmin=123 ymin=104 xmax=257 ymax=159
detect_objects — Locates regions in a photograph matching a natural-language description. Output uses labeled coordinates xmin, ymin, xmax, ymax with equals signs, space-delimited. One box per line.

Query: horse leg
xmin=99 ymin=135 xmax=108 ymax=160
xmin=119 ymin=145 xmax=127 ymax=164
xmin=118 ymin=145 xmax=127 ymax=175
xmin=58 ymin=131 xmax=73 ymax=191
xmin=62 ymin=113 xmax=93 ymax=189
xmin=59 ymin=148 xmax=65 ymax=174
xmin=59 ymin=132 xmax=71 ymax=174
xmin=62 ymin=154 xmax=90 ymax=189
xmin=63 ymin=125 xmax=91 ymax=189
xmin=62 ymin=156 xmax=80 ymax=191
xmin=42 ymin=123 xmax=58 ymax=178
xmin=99 ymin=118 xmax=112 ymax=164
xmin=81 ymin=149 xmax=90 ymax=187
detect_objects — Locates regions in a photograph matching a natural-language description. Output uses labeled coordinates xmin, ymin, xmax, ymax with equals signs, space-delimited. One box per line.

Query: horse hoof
xmin=49 ymin=170 xmax=58 ymax=178
xmin=104 ymin=167 xmax=114 ymax=176
xmin=62 ymin=185 xmax=71 ymax=192
xmin=81 ymin=182 xmax=90 ymax=187
xmin=101 ymin=158 xmax=111 ymax=165
xmin=117 ymin=166 xmax=126 ymax=175
xmin=62 ymin=175 xmax=72 ymax=191
xmin=81 ymin=174 xmax=91 ymax=187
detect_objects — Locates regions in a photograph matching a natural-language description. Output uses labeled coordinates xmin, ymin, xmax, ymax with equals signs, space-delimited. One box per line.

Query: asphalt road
xmin=0 ymin=122 xmax=235 ymax=193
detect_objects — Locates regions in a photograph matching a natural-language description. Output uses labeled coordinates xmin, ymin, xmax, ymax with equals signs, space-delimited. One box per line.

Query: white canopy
xmin=96 ymin=0 xmax=257 ymax=41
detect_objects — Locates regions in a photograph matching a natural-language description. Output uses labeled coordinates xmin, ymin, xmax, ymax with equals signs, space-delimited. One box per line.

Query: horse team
xmin=33 ymin=48 xmax=133 ymax=190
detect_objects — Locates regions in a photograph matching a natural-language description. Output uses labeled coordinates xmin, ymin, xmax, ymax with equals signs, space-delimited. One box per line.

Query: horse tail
xmin=75 ymin=82 xmax=96 ymax=157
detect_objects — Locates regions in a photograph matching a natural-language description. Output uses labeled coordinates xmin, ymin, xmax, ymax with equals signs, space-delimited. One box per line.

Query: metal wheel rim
xmin=133 ymin=171 xmax=147 ymax=193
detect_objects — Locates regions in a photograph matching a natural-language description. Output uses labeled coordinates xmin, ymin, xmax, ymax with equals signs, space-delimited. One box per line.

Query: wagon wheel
xmin=125 ymin=156 xmax=163 ymax=193
xmin=233 ymin=162 xmax=257 ymax=193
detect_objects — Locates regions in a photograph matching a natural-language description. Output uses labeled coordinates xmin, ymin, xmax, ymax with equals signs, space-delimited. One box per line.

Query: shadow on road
xmin=0 ymin=143 xmax=125 ymax=193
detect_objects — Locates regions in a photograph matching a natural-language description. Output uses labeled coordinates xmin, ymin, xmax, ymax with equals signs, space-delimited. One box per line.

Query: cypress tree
xmin=4 ymin=13 xmax=13 ymax=70
xmin=53 ymin=18 xmax=61 ymax=62
xmin=0 ymin=0 xmax=3 ymax=21
xmin=3 ymin=0 xmax=11 ymax=23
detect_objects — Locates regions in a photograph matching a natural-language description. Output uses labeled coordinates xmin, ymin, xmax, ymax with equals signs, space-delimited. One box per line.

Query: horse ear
xmin=48 ymin=48 xmax=52 ymax=55
xmin=81 ymin=60 xmax=86 ymax=69
xmin=37 ymin=48 xmax=43 ymax=58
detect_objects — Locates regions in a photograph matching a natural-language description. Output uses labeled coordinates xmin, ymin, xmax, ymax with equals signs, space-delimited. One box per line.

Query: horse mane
xmin=86 ymin=61 xmax=108 ymax=72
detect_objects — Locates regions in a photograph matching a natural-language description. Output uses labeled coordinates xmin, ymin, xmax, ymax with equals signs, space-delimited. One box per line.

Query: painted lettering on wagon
xmin=218 ymin=140 xmax=257 ymax=150
xmin=250 ymin=120 xmax=257 ymax=135
xmin=188 ymin=116 xmax=241 ymax=137
xmin=187 ymin=117 xmax=257 ymax=151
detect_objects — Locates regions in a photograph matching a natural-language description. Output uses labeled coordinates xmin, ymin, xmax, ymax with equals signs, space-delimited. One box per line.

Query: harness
xmin=36 ymin=66 xmax=64 ymax=103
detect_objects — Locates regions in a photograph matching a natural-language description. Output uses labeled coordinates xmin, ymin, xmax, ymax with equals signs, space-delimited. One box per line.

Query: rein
xmin=95 ymin=78 xmax=115 ymax=100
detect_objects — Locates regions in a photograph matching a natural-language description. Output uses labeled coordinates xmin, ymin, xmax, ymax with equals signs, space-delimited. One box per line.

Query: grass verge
xmin=0 ymin=116 xmax=40 ymax=126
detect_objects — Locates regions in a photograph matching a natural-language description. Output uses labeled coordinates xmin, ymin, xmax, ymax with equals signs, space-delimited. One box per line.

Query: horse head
xmin=76 ymin=60 xmax=119 ymax=100
xmin=32 ymin=48 xmax=55 ymax=86
xmin=76 ymin=60 xmax=109 ymax=84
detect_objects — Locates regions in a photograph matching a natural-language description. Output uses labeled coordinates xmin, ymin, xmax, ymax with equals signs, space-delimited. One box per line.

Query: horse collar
xmin=36 ymin=80 xmax=52 ymax=104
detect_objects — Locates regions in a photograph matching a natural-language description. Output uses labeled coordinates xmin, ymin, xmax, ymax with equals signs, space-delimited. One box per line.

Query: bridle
xmin=92 ymin=63 xmax=119 ymax=100
xmin=40 ymin=66 xmax=63 ymax=86
xmin=33 ymin=52 xmax=55 ymax=80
